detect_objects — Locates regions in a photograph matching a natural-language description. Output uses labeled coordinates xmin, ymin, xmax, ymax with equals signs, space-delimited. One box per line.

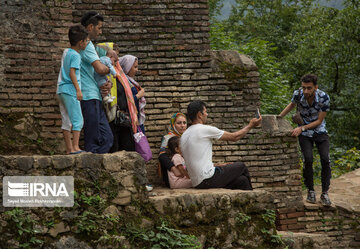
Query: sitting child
xmin=94 ymin=49 xmax=118 ymax=103
xmin=166 ymin=136 xmax=192 ymax=189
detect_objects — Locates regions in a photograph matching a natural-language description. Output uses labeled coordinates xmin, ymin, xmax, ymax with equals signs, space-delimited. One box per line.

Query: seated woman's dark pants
xmin=195 ymin=162 xmax=253 ymax=190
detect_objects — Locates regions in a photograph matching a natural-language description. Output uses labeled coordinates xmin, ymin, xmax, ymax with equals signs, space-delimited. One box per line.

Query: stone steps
xmin=278 ymin=231 xmax=332 ymax=249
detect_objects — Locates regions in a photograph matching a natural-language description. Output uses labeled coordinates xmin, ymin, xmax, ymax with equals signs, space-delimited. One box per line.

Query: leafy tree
xmin=283 ymin=3 xmax=360 ymax=148
xmin=209 ymin=3 xmax=291 ymax=114
xmin=209 ymin=0 xmax=360 ymax=149
xmin=222 ymin=0 xmax=314 ymax=57
xmin=208 ymin=0 xmax=223 ymax=20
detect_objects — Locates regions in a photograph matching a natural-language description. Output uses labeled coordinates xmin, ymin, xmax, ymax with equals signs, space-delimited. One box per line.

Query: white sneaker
xmin=145 ymin=184 xmax=153 ymax=192
xmin=103 ymin=96 xmax=110 ymax=103
xmin=105 ymin=96 xmax=116 ymax=103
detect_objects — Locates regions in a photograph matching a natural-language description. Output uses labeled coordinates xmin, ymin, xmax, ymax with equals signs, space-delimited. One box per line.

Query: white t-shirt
xmin=180 ymin=124 xmax=224 ymax=186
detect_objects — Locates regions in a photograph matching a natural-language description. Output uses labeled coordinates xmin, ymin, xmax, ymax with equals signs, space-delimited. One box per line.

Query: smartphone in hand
xmin=255 ymin=108 xmax=260 ymax=119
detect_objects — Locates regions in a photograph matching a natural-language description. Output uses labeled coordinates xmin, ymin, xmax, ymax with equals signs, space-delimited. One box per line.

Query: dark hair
xmin=301 ymin=74 xmax=318 ymax=86
xmin=68 ymin=25 xmax=88 ymax=46
xmin=81 ymin=11 xmax=104 ymax=27
xmin=187 ymin=100 xmax=206 ymax=122
xmin=166 ymin=136 xmax=180 ymax=159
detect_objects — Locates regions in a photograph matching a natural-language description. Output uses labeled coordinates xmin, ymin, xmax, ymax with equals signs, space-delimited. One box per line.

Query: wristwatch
xmin=301 ymin=126 xmax=306 ymax=132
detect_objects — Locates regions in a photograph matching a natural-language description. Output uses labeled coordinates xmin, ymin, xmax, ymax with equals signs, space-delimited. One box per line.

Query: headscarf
xmin=160 ymin=113 xmax=186 ymax=153
xmin=119 ymin=55 xmax=147 ymax=126
xmin=119 ymin=55 xmax=136 ymax=75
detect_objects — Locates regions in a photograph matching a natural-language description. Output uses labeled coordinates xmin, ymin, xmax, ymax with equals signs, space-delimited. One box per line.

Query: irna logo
xmin=8 ymin=181 xmax=69 ymax=197
xmin=3 ymin=176 xmax=74 ymax=207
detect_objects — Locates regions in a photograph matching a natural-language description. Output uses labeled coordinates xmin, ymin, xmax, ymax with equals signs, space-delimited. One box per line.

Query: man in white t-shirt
xmin=180 ymin=100 xmax=262 ymax=189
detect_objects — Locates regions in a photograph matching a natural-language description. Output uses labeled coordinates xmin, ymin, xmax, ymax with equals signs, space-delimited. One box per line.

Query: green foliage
xmin=210 ymin=0 xmax=360 ymax=165
xmin=235 ymin=212 xmax=251 ymax=225
xmin=210 ymin=22 xmax=291 ymax=114
xmin=75 ymin=211 xmax=100 ymax=235
xmin=236 ymin=39 xmax=291 ymax=114
xmin=73 ymin=191 xmax=112 ymax=235
xmin=74 ymin=191 xmax=106 ymax=209
xmin=125 ymin=220 xmax=201 ymax=249
xmin=301 ymin=147 xmax=360 ymax=187
xmin=208 ymin=0 xmax=223 ymax=20
xmin=4 ymin=208 xmax=43 ymax=248
xmin=333 ymin=147 xmax=360 ymax=176
xmin=260 ymin=209 xmax=290 ymax=246
xmin=261 ymin=209 xmax=276 ymax=226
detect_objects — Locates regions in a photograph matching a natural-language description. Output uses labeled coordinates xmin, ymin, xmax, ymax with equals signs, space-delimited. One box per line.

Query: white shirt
xmin=180 ymin=124 xmax=224 ymax=186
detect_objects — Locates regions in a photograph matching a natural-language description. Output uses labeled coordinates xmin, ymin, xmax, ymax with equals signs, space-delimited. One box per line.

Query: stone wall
xmin=0 ymin=152 xmax=284 ymax=249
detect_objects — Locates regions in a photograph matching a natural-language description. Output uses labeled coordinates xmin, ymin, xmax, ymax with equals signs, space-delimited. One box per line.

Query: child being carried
xmin=94 ymin=49 xmax=118 ymax=103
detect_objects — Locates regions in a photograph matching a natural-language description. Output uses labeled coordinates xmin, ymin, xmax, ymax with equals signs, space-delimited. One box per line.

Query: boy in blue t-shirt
xmin=57 ymin=25 xmax=89 ymax=154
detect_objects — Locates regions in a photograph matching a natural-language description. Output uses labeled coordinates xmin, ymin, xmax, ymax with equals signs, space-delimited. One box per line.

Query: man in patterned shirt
xmin=279 ymin=74 xmax=331 ymax=206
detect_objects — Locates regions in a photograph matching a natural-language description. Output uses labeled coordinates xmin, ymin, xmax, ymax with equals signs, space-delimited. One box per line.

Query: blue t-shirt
xmin=57 ymin=48 xmax=81 ymax=97
xmin=291 ymin=89 xmax=330 ymax=137
xmin=80 ymin=41 xmax=102 ymax=101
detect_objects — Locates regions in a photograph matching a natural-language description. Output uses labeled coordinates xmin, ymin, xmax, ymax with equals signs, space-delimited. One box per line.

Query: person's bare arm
xmin=291 ymin=112 xmax=327 ymax=137
xmin=92 ymin=60 xmax=110 ymax=75
xmin=100 ymin=80 xmax=112 ymax=97
xmin=279 ymin=102 xmax=296 ymax=118
xmin=176 ymin=165 xmax=190 ymax=178
xmin=170 ymin=166 xmax=183 ymax=177
xmin=219 ymin=116 xmax=262 ymax=142
xmin=69 ymin=68 xmax=82 ymax=101
xmin=136 ymin=88 xmax=145 ymax=99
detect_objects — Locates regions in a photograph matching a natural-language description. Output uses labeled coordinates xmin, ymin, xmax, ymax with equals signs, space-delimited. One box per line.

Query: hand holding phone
xmin=255 ymin=108 xmax=260 ymax=119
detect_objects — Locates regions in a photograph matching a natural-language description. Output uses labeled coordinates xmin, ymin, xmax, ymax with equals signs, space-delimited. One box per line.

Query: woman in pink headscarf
xmin=119 ymin=55 xmax=147 ymax=134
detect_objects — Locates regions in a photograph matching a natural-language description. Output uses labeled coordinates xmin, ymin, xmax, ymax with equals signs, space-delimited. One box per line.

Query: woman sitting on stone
xmin=158 ymin=113 xmax=192 ymax=188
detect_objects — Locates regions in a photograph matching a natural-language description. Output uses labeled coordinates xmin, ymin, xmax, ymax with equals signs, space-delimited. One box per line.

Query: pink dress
xmin=168 ymin=153 xmax=193 ymax=189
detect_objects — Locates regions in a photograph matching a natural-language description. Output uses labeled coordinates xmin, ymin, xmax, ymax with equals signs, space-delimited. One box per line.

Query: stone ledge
xmin=261 ymin=115 xmax=293 ymax=135
xmin=278 ymin=231 xmax=332 ymax=249
xmin=149 ymin=187 xmax=274 ymax=214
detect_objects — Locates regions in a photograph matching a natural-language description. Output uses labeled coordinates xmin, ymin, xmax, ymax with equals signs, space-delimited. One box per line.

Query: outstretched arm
xmin=219 ymin=116 xmax=262 ymax=142
xmin=279 ymin=102 xmax=296 ymax=118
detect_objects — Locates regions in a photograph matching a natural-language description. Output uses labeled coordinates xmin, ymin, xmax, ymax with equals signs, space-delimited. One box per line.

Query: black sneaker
xmin=320 ymin=192 xmax=332 ymax=206
xmin=306 ymin=190 xmax=316 ymax=204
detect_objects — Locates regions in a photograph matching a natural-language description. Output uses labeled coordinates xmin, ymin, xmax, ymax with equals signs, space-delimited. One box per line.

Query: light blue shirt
xmin=80 ymin=41 xmax=102 ymax=101
xmin=291 ymin=89 xmax=330 ymax=137
xmin=94 ymin=56 xmax=117 ymax=87
xmin=57 ymin=48 xmax=81 ymax=97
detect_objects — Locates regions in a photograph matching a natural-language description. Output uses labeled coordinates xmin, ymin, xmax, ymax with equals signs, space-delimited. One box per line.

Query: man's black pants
xmin=298 ymin=133 xmax=331 ymax=193
xmin=195 ymin=162 xmax=252 ymax=190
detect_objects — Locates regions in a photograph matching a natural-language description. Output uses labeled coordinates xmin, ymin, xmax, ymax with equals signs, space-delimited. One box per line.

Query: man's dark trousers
xmin=81 ymin=99 xmax=113 ymax=153
xmin=299 ymin=133 xmax=331 ymax=193
xmin=195 ymin=162 xmax=253 ymax=190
